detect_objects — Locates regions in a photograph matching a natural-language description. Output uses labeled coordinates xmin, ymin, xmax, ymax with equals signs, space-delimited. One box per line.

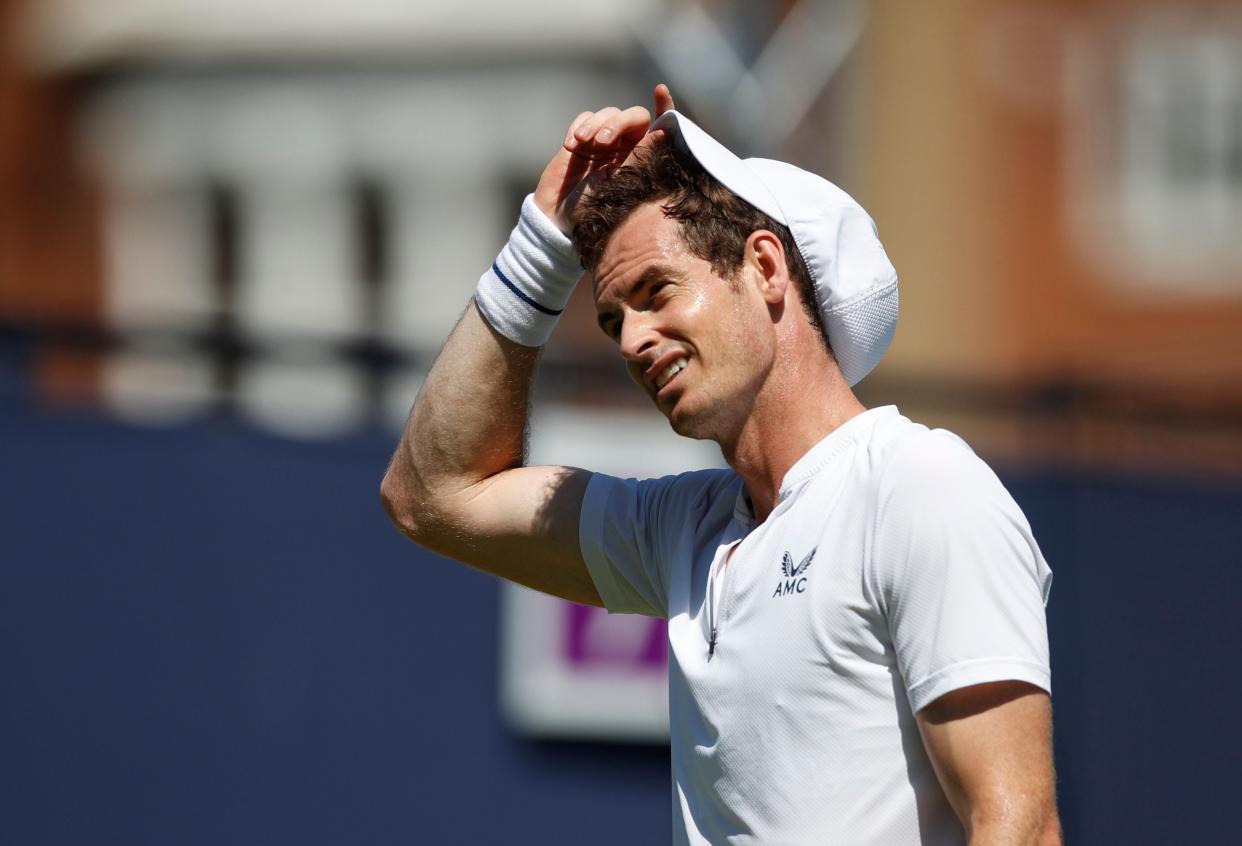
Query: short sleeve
xmin=579 ymin=469 xmax=733 ymax=619
xmin=870 ymin=432 xmax=1053 ymax=712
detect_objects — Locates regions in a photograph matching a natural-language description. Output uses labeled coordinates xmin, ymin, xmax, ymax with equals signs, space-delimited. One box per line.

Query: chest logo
xmin=773 ymin=547 xmax=816 ymax=597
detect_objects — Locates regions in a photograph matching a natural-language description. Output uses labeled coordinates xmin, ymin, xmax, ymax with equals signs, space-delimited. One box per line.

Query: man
xmin=381 ymin=85 xmax=1060 ymax=845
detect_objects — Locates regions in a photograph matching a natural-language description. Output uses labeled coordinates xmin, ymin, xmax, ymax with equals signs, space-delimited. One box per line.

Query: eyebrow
xmin=596 ymin=263 xmax=683 ymax=335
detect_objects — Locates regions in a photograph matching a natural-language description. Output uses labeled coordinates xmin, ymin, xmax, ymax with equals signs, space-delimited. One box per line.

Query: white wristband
xmin=474 ymin=194 xmax=581 ymax=348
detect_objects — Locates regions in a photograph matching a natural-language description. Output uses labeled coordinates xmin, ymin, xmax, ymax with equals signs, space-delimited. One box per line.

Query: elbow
xmin=965 ymin=802 xmax=1061 ymax=846
xmin=380 ymin=467 xmax=434 ymax=543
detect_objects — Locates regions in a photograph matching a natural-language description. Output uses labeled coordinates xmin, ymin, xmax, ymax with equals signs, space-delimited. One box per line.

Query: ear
xmin=745 ymin=229 xmax=790 ymax=306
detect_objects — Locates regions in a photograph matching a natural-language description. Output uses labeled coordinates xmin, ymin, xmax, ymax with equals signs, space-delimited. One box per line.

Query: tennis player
xmin=381 ymin=85 xmax=1060 ymax=845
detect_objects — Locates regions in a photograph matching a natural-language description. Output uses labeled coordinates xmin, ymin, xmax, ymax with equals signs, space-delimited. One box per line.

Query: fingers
xmin=572 ymin=107 xmax=621 ymax=146
xmin=627 ymin=127 xmax=667 ymax=159
xmin=563 ymin=111 xmax=594 ymax=152
xmin=613 ymin=105 xmax=657 ymax=148
xmin=562 ymin=87 xmax=675 ymax=156
xmin=653 ymin=83 xmax=676 ymax=116
xmin=565 ymin=105 xmax=652 ymax=153
xmin=628 ymin=83 xmax=677 ymax=161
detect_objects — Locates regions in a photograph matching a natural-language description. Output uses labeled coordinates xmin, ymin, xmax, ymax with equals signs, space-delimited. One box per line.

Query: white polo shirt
xmin=579 ymin=406 xmax=1052 ymax=846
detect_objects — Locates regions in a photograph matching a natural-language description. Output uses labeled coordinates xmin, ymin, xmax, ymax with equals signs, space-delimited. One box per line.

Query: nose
xmin=619 ymin=311 xmax=660 ymax=365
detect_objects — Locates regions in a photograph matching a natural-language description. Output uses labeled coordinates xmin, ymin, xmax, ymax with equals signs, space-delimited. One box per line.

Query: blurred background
xmin=2 ymin=0 xmax=1240 ymax=843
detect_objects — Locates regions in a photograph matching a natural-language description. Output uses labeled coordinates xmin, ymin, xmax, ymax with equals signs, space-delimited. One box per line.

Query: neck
xmin=718 ymin=348 xmax=866 ymax=523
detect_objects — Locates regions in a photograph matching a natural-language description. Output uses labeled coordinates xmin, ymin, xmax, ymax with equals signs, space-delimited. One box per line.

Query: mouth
xmin=640 ymin=350 xmax=693 ymax=404
xmin=654 ymin=356 xmax=689 ymax=391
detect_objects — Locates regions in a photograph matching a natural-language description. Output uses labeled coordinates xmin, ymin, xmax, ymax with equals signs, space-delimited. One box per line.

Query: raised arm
xmin=379 ymin=89 xmax=674 ymax=605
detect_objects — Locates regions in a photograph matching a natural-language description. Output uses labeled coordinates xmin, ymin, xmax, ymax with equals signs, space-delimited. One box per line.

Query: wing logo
xmin=773 ymin=547 xmax=815 ymax=597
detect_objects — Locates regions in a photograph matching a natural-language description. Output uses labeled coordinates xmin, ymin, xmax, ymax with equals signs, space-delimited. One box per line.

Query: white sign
xmin=500 ymin=405 xmax=722 ymax=741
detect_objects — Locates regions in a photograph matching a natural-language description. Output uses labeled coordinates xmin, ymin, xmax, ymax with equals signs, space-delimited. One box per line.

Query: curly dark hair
xmin=570 ymin=142 xmax=828 ymax=348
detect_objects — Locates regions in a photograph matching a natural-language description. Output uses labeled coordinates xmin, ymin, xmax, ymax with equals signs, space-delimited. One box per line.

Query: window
xmin=1066 ymin=13 xmax=1242 ymax=295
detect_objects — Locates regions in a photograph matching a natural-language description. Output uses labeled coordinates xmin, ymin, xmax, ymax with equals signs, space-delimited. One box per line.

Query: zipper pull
xmin=708 ymin=628 xmax=718 ymax=659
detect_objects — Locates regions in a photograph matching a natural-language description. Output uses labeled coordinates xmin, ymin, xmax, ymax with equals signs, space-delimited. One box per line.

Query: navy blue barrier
xmin=2 ymin=408 xmax=1239 ymax=844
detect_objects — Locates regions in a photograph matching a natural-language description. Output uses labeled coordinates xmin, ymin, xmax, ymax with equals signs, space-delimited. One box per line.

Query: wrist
xmin=531 ymin=190 xmax=567 ymax=234
xmin=474 ymin=194 xmax=581 ymax=348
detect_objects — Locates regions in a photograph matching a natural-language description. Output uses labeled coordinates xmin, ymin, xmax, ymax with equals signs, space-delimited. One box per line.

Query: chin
xmin=665 ymin=399 xmax=717 ymax=441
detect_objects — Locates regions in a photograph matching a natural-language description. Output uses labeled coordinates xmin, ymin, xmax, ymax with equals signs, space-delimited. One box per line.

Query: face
xmin=592 ymin=203 xmax=775 ymax=441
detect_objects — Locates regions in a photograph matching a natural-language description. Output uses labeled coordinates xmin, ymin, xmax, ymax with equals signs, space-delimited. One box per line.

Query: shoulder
xmin=587 ymin=466 xmax=740 ymax=524
xmin=662 ymin=466 xmax=743 ymax=500
xmin=580 ymin=467 xmax=740 ymax=606
xmin=862 ymin=413 xmax=1007 ymax=515
xmin=862 ymin=415 xmax=1047 ymax=591
xmin=603 ymin=466 xmax=739 ymax=501
xmin=864 ymin=414 xmax=1048 ymax=601
xmin=857 ymin=414 xmax=1039 ymax=589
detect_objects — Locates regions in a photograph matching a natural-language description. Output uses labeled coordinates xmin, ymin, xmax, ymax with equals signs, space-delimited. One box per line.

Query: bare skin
xmin=591 ymin=201 xmax=863 ymax=522
xmin=378 ymin=92 xmax=674 ymax=607
xmin=380 ymin=84 xmax=1059 ymax=844
xmin=918 ymin=682 xmax=1062 ymax=846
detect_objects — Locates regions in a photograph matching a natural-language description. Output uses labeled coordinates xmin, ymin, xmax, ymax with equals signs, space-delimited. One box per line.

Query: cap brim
xmin=648 ymin=110 xmax=898 ymax=388
xmin=651 ymin=111 xmax=787 ymax=224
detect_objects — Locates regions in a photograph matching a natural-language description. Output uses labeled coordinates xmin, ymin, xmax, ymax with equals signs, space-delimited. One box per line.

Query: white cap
xmin=650 ymin=110 xmax=898 ymax=387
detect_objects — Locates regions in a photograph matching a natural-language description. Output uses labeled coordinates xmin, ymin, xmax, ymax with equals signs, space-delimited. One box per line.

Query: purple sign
xmin=563 ymin=603 xmax=668 ymax=671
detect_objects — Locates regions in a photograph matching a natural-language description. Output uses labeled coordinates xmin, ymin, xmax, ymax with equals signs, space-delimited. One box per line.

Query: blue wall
xmin=2 ymin=408 xmax=1239 ymax=844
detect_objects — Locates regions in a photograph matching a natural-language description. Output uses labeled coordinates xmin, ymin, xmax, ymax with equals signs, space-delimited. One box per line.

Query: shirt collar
xmin=730 ymin=406 xmax=899 ymax=526
xmin=776 ymin=405 xmax=898 ymax=502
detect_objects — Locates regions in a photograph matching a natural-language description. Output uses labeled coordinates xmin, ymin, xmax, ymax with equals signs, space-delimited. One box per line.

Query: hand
xmin=534 ymin=84 xmax=678 ymax=233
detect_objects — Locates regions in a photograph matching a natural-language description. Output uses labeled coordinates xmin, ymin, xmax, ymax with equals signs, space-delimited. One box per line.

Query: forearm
xmin=380 ymin=98 xmax=659 ymax=563
xmin=381 ymin=181 xmax=583 ymax=538
xmin=381 ymin=302 xmax=540 ymax=538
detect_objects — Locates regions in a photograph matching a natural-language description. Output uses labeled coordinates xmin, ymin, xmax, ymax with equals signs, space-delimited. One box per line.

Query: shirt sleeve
xmin=869 ymin=431 xmax=1053 ymax=713
xmin=579 ymin=469 xmax=733 ymax=619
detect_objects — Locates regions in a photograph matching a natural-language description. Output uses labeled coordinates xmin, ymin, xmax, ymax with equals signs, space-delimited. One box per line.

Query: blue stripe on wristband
xmin=491 ymin=262 xmax=564 ymax=316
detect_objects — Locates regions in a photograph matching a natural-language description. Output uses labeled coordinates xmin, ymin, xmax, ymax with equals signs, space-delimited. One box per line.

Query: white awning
xmin=23 ymin=0 xmax=660 ymax=71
